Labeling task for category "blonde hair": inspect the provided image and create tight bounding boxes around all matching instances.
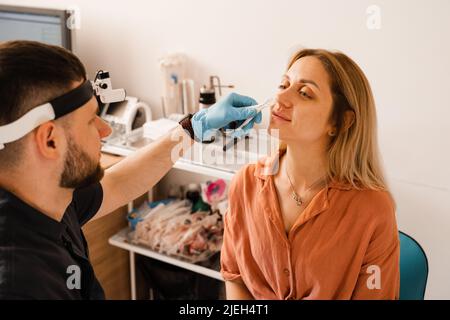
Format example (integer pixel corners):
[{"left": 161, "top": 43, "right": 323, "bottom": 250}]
[{"left": 282, "top": 48, "right": 388, "bottom": 191}]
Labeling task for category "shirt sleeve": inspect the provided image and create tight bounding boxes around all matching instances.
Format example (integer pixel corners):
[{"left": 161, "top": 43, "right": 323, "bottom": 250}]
[
  {"left": 72, "top": 182, "right": 104, "bottom": 226},
  {"left": 351, "top": 193, "right": 400, "bottom": 300},
  {"left": 220, "top": 175, "right": 243, "bottom": 283}
]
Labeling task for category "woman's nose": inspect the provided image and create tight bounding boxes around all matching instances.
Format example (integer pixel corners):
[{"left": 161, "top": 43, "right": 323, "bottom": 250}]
[
  {"left": 96, "top": 116, "right": 112, "bottom": 139},
  {"left": 275, "top": 89, "right": 293, "bottom": 109}
]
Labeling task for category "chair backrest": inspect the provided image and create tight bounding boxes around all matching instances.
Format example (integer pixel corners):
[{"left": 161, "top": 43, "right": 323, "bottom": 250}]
[{"left": 399, "top": 231, "right": 429, "bottom": 300}]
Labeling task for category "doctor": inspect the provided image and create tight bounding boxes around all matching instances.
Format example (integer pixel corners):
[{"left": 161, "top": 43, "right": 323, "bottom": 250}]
[{"left": 0, "top": 40, "right": 261, "bottom": 299}]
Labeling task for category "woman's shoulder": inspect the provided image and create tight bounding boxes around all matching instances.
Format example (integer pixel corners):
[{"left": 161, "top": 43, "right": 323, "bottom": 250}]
[
  {"left": 343, "top": 186, "right": 396, "bottom": 225},
  {"left": 351, "top": 187, "right": 394, "bottom": 208},
  {"left": 231, "top": 153, "right": 279, "bottom": 188},
  {"left": 226, "top": 157, "right": 275, "bottom": 224},
  {"left": 330, "top": 178, "right": 394, "bottom": 208},
  {"left": 229, "top": 162, "right": 258, "bottom": 196}
]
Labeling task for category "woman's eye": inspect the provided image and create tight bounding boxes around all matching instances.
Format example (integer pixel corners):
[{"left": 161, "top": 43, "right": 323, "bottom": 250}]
[
  {"left": 299, "top": 90, "right": 311, "bottom": 99},
  {"left": 278, "top": 84, "right": 287, "bottom": 90}
]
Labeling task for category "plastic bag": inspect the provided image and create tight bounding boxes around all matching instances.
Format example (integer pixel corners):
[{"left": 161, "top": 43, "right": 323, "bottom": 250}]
[{"left": 132, "top": 199, "right": 223, "bottom": 263}]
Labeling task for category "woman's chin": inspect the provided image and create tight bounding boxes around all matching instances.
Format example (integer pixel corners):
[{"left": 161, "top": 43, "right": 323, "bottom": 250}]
[
  {"left": 268, "top": 121, "right": 278, "bottom": 130},
  {"left": 267, "top": 125, "right": 283, "bottom": 140},
  {"left": 268, "top": 121, "right": 286, "bottom": 132}
]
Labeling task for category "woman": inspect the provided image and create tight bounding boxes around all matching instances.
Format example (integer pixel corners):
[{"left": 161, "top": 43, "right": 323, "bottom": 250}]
[{"left": 220, "top": 48, "right": 399, "bottom": 300}]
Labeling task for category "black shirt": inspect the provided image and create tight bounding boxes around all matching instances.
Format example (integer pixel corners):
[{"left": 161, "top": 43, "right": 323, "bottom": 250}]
[{"left": 0, "top": 183, "right": 105, "bottom": 299}]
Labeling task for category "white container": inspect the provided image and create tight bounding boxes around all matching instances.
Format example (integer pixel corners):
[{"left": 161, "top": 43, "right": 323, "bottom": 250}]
[
  {"left": 143, "top": 118, "right": 179, "bottom": 140},
  {"left": 181, "top": 79, "right": 197, "bottom": 114},
  {"left": 159, "top": 53, "right": 186, "bottom": 117}
]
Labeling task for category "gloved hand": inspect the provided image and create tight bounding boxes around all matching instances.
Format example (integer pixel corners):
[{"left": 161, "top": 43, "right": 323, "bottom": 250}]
[{"left": 192, "top": 92, "right": 262, "bottom": 141}]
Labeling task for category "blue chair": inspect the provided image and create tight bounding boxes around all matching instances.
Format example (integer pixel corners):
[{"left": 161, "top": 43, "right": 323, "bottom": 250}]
[{"left": 399, "top": 231, "right": 429, "bottom": 300}]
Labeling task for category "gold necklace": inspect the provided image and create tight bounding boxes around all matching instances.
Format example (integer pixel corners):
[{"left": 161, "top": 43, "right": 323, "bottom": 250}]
[{"left": 285, "top": 162, "right": 327, "bottom": 207}]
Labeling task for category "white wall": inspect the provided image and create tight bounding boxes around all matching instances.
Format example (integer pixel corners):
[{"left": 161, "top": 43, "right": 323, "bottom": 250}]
[{"left": 1, "top": 0, "right": 449, "bottom": 299}]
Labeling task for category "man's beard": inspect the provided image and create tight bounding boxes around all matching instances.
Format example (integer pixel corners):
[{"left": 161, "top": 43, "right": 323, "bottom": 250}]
[{"left": 59, "top": 138, "right": 104, "bottom": 189}]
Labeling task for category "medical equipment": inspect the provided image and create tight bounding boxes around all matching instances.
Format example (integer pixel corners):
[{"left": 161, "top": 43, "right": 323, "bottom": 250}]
[
  {"left": 181, "top": 79, "right": 196, "bottom": 114},
  {"left": 192, "top": 93, "right": 257, "bottom": 142},
  {"left": 132, "top": 199, "right": 223, "bottom": 263},
  {"left": 199, "top": 85, "right": 216, "bottom": 110},
  {"left": 236, "top": 98, "right": 275, "bottom": 132},
  {"left": 199, "top": 76, "right": 234, "bottom": 110},
  {"left": 0, "top": 70, "right": 125, "bottom": 150},
  {"left": 93, "top": 70, "right": 126, "bottom": 104},
  {"left": 222, "top": 98, "right": 275, "bottom": 151},
  {"left": 142, "top": 118, "right": 179, "bottom": 140},
  {"left": 100, "top": 96, "right": 152, "bottom": 139},
  {"left": 159, "top": 53, "right": 186, "bottom": 117},
  {"left": 201, "top": 179, "right": 228, "bottom": 216},
  {"left": 209, "top": 75, "right": 235, "bottom": 97}
]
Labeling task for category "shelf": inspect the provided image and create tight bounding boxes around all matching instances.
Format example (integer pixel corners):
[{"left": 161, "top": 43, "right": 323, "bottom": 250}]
[
  {"left": 101, "top": 127, "right": 277, "bottom": 181},
  {"left": 100, "top": 147, "right": 237, "bottom": 180},
  {"left": 173, "top": 158, "right": 236, "bottom": 180},
  {"left": 109, "top": 227, "right": 224, "bottom": 282},
  {"left": 104, "top": 128, "right": 278, "bottom": 290}
]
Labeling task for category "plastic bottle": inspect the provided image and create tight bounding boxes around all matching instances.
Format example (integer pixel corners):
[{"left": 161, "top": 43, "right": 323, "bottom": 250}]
[
  {"left": 159, "top": 53, "right": 185, "bottom": 117},
  {"left": 199, "top": 85, "right": 216, "bottom": 110}
]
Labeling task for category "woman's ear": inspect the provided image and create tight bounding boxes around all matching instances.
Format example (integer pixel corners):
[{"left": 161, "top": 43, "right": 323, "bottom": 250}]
[
  {"left": 343, "top": 110, "right": 355, "bottom": 131},
  {"left": 328, "top": 110, "right": 354, "bottom": 136}
]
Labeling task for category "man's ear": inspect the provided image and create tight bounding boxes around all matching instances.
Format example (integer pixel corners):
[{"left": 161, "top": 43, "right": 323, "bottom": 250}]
[
  {"left": 343, "top": 110, "right": 355, "bottom": 131},
  {"left": 34, "top": 122, "right": 64, "bottom": 160}
]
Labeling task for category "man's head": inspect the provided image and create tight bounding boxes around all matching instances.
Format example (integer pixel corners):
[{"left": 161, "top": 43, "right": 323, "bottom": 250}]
[{"left": 0, "top": 40, "right": 112, "bottom": 189}]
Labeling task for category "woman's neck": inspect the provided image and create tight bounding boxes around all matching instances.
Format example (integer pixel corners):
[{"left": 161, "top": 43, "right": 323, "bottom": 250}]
[{"left": 282, "top": 143, "right": 328, "bottom": 192}]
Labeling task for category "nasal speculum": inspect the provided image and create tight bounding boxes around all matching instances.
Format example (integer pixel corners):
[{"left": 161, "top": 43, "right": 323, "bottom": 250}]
[
  {"left": 222, "top": 98, "right": 275, "bottom": 152},
  {"left": 236, "top": 98, "right": 275, "bottom": 131}
]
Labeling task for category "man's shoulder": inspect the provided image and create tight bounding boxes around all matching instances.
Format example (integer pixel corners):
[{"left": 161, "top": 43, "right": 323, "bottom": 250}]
[
  {"left": 72, "top": 182, "right": 103, "bottom": 207},
  {"left": 71, "top": 182, "right": 103, "bottom": 226},
  {"left": 0, "top": 246, "right": 44, "bottom": 295},
  {"left": 0, "top": 188, "right": 12, "bottom": 213}
]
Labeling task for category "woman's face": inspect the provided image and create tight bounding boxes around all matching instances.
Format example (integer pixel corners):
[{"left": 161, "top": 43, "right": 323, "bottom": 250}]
[{"left": 269, "top": 56, "right": 335, "bottom": 147}]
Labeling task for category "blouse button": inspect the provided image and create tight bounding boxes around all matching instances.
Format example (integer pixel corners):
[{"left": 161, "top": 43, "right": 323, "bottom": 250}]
[{"left": 283, "top": 268, "right": 290, "bottom": 276}]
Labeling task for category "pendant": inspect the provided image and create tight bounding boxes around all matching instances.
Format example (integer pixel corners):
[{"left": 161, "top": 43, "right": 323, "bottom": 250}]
[{"left": 291, "top": 191, "right": 303, "bottom": 206}]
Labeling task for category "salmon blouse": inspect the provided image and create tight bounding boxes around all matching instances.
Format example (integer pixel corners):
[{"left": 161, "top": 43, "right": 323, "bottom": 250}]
[{"left": 220, "top": 151, "right": 400, "bottom": 300}]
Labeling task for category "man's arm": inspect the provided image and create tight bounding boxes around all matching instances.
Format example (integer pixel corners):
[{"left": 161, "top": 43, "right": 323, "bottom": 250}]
[
  {"left": 93, "top": 124, "right": 193, "bottom": 220},
  {"left": 92, "top": 92, "right": 259, "bottom": 220}
]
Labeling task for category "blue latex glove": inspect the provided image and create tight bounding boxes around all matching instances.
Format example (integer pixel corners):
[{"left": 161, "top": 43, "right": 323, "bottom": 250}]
[{"left": 192, "top": 93, "right": 262, "bottom": 141}]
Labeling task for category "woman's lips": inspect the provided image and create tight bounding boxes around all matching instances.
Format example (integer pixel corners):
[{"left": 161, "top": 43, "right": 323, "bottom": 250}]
[{"left": 271, "top": 111, "right": 291, "bottom": 122}]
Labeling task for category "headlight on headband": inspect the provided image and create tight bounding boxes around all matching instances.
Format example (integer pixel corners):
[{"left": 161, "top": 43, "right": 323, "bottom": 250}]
[{"left": 0, "top": 70, "right": 126, "bottom": 150}]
